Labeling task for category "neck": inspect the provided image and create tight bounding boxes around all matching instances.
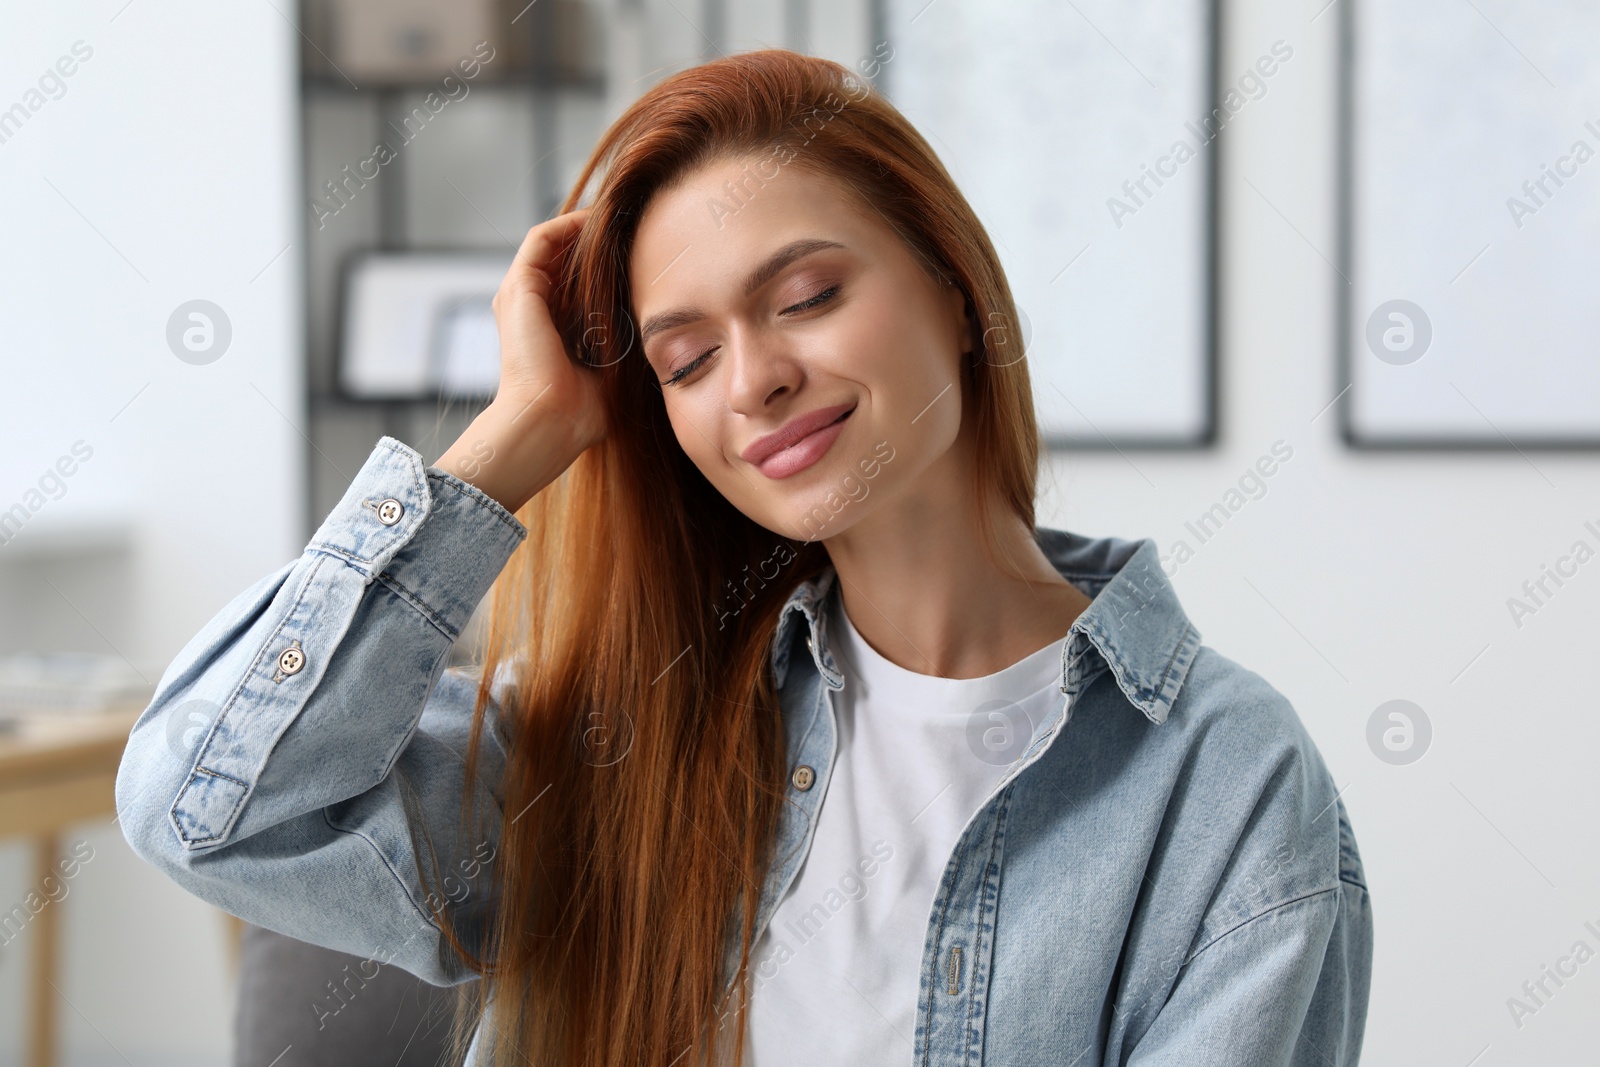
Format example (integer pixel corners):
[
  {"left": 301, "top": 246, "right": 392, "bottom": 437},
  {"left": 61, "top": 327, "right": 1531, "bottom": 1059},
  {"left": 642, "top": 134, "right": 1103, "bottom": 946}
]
[{"left": 820, "top": 435, "right": 1092, "bottom": 680}]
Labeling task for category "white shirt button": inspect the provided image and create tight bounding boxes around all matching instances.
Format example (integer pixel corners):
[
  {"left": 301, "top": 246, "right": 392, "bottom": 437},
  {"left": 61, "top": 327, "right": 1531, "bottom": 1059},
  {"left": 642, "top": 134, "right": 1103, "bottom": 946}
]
[
  {"left": 791, "top": 764, "right": 815, "bottom": 791},
  {"left": 376, "top": 498, "right": 404, "bottom": 525},
  {"left": 277, "top": 647, "right": 305, "bottom": 675}
]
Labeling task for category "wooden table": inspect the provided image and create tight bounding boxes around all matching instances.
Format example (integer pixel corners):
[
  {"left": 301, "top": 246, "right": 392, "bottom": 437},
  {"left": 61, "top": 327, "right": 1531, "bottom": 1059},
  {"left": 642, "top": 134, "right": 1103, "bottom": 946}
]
[{"left": 0, "top": 704, "right": 143, "bottom": 1067}]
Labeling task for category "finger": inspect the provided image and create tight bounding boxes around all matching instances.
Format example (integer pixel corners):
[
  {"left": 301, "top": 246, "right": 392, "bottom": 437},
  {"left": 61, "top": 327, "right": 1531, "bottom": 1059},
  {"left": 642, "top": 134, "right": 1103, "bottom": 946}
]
[
  {"left": 496, "top": 275, "right": 560, "bottom": 345},
  {"left": 509, "top": 209, "right": 589, "bottom": 278}
]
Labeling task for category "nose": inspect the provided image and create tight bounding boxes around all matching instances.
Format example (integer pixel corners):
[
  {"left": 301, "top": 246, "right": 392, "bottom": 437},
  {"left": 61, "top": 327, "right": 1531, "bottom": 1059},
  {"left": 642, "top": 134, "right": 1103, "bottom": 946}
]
[{"left": 724, "top": 321, "right": 800, "bottom": 415}]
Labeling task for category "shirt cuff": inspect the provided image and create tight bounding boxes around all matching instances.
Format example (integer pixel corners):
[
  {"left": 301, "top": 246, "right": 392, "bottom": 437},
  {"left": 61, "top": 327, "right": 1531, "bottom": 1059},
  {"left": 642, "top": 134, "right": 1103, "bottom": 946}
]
[{"left": 307, "top": 435, "right": 527, "bottom": 639}]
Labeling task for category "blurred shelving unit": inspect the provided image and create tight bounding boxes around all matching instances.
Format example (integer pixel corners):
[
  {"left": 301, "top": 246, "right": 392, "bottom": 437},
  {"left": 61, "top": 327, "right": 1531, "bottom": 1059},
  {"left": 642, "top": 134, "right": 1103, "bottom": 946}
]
[{"left": 295, "top": 0, "right": 611, "bottom": 520}]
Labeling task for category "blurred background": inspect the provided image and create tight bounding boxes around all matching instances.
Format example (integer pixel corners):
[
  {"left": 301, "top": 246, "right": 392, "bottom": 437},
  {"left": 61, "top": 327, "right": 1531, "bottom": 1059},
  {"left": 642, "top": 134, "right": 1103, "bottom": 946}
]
[{"left": 1, "top": 0, "right": 1598, "bottom": 1063}]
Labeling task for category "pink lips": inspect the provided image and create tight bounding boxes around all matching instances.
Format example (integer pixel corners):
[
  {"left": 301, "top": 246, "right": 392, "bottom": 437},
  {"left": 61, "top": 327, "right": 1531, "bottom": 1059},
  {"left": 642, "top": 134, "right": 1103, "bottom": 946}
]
[{"left": 741, "top": 402, "right": 855, "bottom": 479}]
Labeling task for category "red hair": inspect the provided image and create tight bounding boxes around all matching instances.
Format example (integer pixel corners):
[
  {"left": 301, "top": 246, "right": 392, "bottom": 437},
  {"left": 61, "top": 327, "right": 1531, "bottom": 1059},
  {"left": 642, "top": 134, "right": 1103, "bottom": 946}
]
[{"left": 424, "top": 48, "right": 1041, "bottom": 1067}]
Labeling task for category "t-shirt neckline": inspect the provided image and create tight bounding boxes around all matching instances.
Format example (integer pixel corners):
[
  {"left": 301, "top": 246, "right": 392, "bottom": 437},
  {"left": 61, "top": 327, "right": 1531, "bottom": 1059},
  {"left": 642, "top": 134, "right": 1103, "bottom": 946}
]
[{"left": 826, "top": 590, "right": 1068, "bottom": 713}]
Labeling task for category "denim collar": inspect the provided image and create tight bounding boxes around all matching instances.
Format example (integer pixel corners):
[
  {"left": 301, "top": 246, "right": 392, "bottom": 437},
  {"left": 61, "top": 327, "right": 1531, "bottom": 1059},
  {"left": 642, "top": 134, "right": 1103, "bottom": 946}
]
[{"left": 769, "top": 528, "right": 1202, "bottom": 725}]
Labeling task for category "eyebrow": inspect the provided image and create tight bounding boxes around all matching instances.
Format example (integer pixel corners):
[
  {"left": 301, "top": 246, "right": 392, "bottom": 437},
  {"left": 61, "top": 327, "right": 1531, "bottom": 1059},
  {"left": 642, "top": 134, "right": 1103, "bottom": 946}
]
[{"left": 638, "top": 238, "right": 848, "bottom": 344}]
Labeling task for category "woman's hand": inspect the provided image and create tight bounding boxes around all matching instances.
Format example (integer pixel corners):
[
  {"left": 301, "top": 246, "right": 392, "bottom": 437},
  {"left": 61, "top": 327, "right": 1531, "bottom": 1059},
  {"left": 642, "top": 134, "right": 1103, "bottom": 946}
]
[{"left": 436, "top": 209, "right": 609, "bottom": 513}]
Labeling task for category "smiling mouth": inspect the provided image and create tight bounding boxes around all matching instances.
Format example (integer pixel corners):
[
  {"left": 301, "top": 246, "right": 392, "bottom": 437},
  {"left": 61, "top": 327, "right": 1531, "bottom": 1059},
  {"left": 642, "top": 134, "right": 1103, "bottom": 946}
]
[
  {"left": 754, "top": 404, "right": 856, "bottom": 479},
  {"left": 812, "top": 405, "right": 855, "bottom": 438}
]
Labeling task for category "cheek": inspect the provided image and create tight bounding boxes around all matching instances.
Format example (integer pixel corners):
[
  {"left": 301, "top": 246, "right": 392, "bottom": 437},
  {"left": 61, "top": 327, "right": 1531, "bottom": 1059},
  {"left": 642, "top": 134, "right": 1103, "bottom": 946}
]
[
  {"left": 663, "top": 402, "right": 704, "bottom": 461},
  {"left": 866, "top": 309, "right": 963, "bottom": 439},
  {"left": 844, "top": 297, "right": 906, "bottom": 362},
  {"left": 851, "top": 286, "right": 960, "bottom": 394},
  {"left": 664, "top": 394, "right": 732, "bottom": 479}
]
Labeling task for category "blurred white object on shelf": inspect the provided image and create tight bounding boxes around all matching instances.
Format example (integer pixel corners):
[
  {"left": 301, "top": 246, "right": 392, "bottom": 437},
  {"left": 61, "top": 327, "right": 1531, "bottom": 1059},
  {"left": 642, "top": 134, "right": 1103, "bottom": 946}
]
[{"left": 340, "top": 251, "right": 511, "bottom": 399}]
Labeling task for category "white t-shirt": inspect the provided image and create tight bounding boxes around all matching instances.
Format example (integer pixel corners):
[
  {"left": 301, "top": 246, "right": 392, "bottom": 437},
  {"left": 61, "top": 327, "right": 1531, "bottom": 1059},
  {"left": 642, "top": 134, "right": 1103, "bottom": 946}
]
[{"left": 742, "top": 589, "right": 1069, "bottom": 1065}]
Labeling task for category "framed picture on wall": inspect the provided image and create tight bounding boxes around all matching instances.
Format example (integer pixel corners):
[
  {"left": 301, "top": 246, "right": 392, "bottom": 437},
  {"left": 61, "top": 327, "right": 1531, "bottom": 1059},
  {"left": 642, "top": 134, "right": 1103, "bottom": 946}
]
[
  {"left": 883, "top": 0, "right": 1221, "bottom": 448},
  {"left": 1337, "top": 0, "right": 1600, "bottom": 448}
]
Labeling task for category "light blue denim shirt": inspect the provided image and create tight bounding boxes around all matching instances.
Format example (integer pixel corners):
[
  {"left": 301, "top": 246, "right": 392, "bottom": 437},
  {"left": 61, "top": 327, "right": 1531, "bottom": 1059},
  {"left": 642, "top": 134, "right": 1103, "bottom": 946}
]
[{"left": 115, "top": 437, "right": 1372, "bottom": 1066}]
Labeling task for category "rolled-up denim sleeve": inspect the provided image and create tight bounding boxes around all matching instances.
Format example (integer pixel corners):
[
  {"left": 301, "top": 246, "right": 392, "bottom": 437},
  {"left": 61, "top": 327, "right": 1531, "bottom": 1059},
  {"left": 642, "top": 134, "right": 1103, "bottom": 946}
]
[
  {"left": 1127, "top": 802, "right": 1375, "bottom": 1066},
  {"left": 114, "top": 436, "right": 526, "bottom": 987}
]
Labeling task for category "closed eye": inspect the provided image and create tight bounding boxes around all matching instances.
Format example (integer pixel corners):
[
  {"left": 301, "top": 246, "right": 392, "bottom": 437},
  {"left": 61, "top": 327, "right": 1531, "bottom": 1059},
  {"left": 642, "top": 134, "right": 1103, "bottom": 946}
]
[
  {"left": 664, "top": 346, "right": 717, "bottom": 387},
  {"left": 783, "top": 284, "right": 840, "bottom": 315}
]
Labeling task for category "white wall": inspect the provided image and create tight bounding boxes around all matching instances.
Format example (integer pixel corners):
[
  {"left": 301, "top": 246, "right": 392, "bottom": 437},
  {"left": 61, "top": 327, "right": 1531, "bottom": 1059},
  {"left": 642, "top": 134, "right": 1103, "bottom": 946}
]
[
  {"left": 1034, "top": 1, "right": 1600, "bottom": 1064},
  {"left": 0, "top": 0, "right": 302, "bottom": 1062}
]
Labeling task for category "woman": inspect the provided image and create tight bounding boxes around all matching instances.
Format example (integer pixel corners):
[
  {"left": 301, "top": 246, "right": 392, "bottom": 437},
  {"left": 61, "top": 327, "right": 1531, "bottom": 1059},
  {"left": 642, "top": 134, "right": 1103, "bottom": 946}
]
[{"left": 116, "top": 50, "right": 1372, "bottom": 1067}]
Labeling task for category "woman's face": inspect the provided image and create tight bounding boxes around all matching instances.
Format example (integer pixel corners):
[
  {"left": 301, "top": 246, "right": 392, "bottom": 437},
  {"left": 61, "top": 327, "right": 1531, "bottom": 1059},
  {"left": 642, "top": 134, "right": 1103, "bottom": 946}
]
[{"left": 628, "top": 153, "right": 971, "bottom": 542}]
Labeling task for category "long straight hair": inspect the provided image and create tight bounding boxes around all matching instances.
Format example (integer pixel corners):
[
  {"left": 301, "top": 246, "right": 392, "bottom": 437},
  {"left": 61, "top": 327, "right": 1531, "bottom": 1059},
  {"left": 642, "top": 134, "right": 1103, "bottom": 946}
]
[{"left": 422, "top": 48, "right": 1042, "bottom": 1067}]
